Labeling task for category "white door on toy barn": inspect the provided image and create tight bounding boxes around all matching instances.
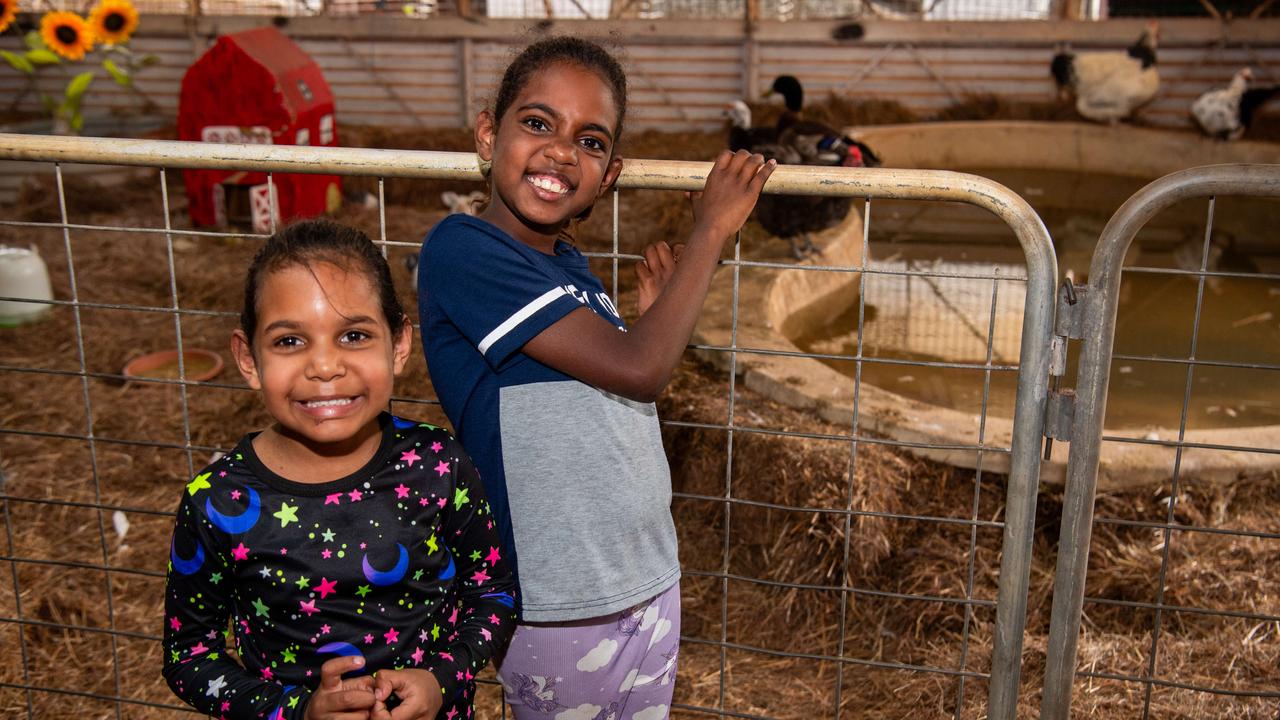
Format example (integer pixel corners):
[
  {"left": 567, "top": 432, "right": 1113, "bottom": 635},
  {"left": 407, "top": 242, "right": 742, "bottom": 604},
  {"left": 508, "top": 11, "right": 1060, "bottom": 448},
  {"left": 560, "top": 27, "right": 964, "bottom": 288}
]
[{"left": 250, "top": 183, "right": 281, "bottom": 234}]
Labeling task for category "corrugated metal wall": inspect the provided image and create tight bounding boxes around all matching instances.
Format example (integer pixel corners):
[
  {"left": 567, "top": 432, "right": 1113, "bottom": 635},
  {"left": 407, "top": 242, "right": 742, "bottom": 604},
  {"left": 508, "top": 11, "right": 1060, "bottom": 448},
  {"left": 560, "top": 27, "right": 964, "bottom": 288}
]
[{"left": 2, "top": 17, "right": 1278, "bottom": 133}]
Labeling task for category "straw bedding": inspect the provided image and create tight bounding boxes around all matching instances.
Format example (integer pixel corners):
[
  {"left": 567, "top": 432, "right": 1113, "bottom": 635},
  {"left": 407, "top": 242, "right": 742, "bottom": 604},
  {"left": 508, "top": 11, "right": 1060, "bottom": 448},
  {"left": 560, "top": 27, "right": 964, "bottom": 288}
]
[{"left": 1, "top": 105, "right": 1276, "bottom": 717}]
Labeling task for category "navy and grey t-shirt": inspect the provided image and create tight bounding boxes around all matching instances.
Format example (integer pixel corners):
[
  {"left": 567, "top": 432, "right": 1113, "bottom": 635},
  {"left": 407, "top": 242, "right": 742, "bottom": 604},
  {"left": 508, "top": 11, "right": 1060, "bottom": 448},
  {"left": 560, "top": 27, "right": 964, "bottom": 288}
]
[{"left": 419, "top": 214, "right": 680, "bottom": 622}]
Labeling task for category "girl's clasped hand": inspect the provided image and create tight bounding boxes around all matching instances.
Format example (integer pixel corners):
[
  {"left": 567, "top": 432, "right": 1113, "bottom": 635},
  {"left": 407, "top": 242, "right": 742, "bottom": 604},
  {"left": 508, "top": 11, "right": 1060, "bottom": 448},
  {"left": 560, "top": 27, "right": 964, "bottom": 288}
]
[{"left": 303, "top": 657, "right": 443, "bottom": 720}]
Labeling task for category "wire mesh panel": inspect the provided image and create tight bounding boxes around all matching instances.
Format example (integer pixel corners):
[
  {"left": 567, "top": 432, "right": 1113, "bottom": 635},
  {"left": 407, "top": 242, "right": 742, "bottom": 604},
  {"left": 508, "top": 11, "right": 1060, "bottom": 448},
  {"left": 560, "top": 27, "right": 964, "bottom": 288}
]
[
  {"left": 1041, "top": 164, "right": 1280, "bottom": 719},
  {"left": 0, "top": 134, "right": 1055, "bottom": 719}
]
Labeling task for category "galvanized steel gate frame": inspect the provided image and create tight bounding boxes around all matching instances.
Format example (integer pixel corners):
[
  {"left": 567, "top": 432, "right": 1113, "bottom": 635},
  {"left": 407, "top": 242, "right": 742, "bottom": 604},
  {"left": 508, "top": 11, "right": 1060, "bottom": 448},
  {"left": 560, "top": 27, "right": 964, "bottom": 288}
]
[
  {"left": 0, "top": 132, "right": 1062, "bottom": 718},
  {"left": 1039, "top": 164, "right": 1280, "bottom": 720}
]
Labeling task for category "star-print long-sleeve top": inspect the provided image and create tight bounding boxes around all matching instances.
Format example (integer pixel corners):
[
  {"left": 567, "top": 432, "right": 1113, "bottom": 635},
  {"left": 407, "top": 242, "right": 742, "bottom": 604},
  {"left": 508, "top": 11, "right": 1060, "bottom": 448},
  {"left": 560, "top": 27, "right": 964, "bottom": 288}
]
[{"left": 163, "top": 414, "right": 516, "bottom": 720}]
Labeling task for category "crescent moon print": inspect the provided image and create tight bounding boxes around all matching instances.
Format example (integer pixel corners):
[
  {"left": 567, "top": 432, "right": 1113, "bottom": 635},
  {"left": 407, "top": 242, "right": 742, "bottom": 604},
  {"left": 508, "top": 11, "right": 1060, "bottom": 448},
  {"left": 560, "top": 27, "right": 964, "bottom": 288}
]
[
  {"left": 481, "top": 592, "right": 515, "bottom": 608},
  {"left": 317, "top": 642, "right": 368, "bottom": 678},
  {"left": 439, "top": 546, "right": 455, "bottom": 581},
  {"left": 362, "top": 544, "right": 409, "bottom": 586},
  {"left": 317, "top": 641, "right": 363, "bottom": 658},
  {"left": 170, "top": 538, "right": 205, "bottom": 576},
  {"left": 205, "top": 486, "right": 261, "bottom": 535}
]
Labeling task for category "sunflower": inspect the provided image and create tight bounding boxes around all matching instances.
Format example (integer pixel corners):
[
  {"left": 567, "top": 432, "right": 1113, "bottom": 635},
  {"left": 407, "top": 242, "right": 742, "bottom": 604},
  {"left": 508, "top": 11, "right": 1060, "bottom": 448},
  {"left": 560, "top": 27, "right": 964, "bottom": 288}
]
[
  {"left": 41, "top": 12, "right": 95, "bottom": 61},
  {"left": 0, "top": 0, "right": 17, "bottom": 36},
  {"left": 88, "top": 0, "right": 139, "bottom": 46}
]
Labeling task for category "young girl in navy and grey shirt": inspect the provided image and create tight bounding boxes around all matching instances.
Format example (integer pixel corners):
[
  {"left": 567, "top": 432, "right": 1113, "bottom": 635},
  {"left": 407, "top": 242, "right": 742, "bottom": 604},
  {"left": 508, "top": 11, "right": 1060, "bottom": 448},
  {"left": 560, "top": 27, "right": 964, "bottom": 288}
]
[{"left": 419, "top": 37, "right": 773, "bottom": 718}]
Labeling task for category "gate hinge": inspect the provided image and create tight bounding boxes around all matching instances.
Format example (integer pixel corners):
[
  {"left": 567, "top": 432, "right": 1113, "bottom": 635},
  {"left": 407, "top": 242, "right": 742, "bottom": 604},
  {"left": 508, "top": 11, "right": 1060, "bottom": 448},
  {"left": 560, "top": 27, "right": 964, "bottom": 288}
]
[
  {"left": 1054, "top": 282, "right": 1088, "bottom": 340},
  {"left": 1044, "top": 388, "right": 1075, "bottom": 442}
]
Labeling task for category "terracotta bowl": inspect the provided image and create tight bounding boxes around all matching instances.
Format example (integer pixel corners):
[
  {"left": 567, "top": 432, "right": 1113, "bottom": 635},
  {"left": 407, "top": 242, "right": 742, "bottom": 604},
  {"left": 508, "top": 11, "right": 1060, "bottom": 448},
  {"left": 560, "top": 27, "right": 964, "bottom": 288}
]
[{"left": 123, "top": 348, "right": 224, "bottom": 383}]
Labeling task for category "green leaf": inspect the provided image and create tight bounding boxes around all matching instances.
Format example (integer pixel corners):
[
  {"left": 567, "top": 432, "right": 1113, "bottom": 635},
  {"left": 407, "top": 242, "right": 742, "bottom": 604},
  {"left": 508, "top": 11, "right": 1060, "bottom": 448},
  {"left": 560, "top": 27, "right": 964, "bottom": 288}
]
[
  {"left": 65, "top": 71, "right": 95, "bottom": 101},
  {"left": 70, "top": 111, "right": 84, "bottom": 133},
  {"left": 25, "top": 49, "right": 62, "bottom": 66},
  {"left": 138, "top": 54, "right": 161, "bottom": 68},
  {"left": 103, "top": 59, "right": 131, "bottom": 86},
  {"left": 24, "top": 31, "right": 45, "bottom": 51},
  {"left": 40, "top": 94, "right": 57, "bottom": 115},
  {"left": 1, "top": 50, "right": 35, "bottom": 74}
]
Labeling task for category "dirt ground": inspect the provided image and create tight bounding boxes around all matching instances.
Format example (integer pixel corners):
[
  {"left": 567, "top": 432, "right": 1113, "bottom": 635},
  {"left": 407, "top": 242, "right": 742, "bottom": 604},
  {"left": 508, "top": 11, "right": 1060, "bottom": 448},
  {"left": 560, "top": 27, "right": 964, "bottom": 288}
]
[{"left": 1, "top": 103, "right": 1278, "bottom": 718}]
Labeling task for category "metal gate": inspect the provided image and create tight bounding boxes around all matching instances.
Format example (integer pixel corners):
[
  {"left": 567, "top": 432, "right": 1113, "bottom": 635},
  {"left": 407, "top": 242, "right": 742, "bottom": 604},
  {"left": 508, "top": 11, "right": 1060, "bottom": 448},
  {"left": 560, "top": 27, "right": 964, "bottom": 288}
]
[
  {"left": 0, "top": 133, "right": 1057, "bottom": 718},
  {"left": 1041, "top": 164, "right": 1280, "bottom": 719}
]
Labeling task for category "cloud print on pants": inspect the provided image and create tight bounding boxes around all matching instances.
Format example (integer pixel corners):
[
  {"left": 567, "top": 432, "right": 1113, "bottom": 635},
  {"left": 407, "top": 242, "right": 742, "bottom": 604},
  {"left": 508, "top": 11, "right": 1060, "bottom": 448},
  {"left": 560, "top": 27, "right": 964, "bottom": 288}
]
[
  {"left": 575, "top": 638, "right": 618, "bottom": 672},
  {"left": 632, "top": 706, "right": 669, "bottom": 720},
  {"left": 554, "top": 704, "right": 602, "bottom": 720},
  {"left": 648, "top": 618, "right": 672, "bottom": 650}
]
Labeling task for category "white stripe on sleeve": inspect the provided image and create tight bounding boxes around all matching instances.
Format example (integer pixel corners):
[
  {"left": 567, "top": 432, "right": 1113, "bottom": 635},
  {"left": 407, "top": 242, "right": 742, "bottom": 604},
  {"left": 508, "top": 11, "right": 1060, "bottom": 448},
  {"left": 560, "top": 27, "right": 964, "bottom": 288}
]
[{"left": 477, "top": 287, "right": 569, "bottom": 357}]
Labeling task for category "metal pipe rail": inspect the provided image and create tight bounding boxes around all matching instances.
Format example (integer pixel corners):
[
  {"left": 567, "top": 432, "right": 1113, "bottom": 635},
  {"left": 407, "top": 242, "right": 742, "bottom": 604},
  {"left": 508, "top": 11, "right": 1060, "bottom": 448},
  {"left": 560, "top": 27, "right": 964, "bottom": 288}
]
[{"left": 0, "top": 132, "right": 1057, "bottom": 720}]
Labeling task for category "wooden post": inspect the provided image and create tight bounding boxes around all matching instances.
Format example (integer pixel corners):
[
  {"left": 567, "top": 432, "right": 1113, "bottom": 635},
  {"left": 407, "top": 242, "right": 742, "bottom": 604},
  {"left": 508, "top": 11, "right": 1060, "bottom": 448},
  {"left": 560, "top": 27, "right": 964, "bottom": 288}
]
[
  {"left": 188, "top": 0, "right": 201, "bottom": 17},
  {"left": 459, "top": 38, "right": 474, "bottom": 127},
  {"left": 1056, "top": 0, "right": 1083, "bottom": 20},
  {"left": 457, "top": 0, "right": 472, "bottom": 19},
  {"left": 745, "top": 0, "right": 760, "bottom": 29}
]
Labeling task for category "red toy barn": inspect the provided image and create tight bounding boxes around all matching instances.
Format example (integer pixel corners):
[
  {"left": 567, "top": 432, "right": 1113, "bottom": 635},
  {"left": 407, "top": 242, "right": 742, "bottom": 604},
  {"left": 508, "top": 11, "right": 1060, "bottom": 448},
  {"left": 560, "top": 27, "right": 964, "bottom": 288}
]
[{"left": 179, "top": 26, "right": 341, "bottom": 232}]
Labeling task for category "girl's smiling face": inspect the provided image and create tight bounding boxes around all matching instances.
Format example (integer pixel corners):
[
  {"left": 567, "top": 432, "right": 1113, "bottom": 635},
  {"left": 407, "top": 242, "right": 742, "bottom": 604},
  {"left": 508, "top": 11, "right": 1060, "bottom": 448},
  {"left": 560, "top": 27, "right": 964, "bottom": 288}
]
[
  {"left": 476, "top": 61, "right": 624, "bottom": 251},
  {"left": 231, "top": 261, "right": 412, "bottom": 466}
]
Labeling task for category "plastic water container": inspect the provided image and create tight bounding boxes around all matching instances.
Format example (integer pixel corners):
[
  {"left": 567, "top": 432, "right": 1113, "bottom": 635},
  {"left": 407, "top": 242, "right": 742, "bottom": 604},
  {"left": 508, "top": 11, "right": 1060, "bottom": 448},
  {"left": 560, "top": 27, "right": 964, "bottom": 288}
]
[{"left": 0, "top": 245, "right": 54, "bottom": 326}]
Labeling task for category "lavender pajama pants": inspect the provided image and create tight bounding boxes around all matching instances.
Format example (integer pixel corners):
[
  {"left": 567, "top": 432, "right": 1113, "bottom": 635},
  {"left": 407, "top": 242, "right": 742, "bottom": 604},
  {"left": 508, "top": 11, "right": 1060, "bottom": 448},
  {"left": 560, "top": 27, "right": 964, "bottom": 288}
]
[{"left": 496, "top": 582, "right": 681, "bottom": 720}]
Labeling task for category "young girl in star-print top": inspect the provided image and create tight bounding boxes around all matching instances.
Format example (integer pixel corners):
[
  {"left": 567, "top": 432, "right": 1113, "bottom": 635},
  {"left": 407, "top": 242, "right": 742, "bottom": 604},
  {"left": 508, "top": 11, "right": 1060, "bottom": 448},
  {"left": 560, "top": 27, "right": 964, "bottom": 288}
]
[{"left": 163, "top": 218, "right": 516, "bottom": 720}]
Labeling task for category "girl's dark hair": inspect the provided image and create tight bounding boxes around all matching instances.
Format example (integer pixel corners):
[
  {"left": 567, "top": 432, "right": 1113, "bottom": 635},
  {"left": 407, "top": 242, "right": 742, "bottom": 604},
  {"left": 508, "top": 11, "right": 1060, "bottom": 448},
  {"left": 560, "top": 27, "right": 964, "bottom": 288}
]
[
  {"left": 241, "top": 218, "right": 407, "bottom": 343},
  {"left": 493, "top": 35, "right": 629, "bottom": 144}
]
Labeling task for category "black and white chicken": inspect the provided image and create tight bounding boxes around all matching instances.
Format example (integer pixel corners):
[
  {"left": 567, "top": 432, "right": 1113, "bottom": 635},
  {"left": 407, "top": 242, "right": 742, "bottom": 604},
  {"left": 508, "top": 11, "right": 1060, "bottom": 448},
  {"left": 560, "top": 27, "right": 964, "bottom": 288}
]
[
  {"left": 1051, "top": 22, "right": 1160, "bottom": 124},
  {"left": 1192, "top": 67, "right": 1280, "bottom": 141},
  {"left": 1192, "top": 68, "right": 1253, "bottom": 140}
]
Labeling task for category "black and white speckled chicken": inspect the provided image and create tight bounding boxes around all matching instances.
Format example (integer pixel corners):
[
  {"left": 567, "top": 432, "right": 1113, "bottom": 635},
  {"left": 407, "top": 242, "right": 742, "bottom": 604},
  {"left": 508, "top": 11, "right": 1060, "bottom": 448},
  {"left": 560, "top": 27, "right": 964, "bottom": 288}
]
[
  {"left": 1051, "top": 22, "right": 1160, "bottom": 124},
  {"left": 1192, "top": 67, "right": 1253, "bottom": 140},
  {"left": 1193, "top": 67, "right": 1280, "bottom": 141}
]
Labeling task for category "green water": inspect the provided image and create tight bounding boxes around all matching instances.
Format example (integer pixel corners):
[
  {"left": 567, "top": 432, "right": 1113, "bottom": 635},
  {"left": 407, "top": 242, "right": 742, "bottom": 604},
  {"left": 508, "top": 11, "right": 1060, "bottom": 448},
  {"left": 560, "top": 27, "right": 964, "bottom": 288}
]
[{"left": 792, "top": 168, "right": 1280, "bottom": 432}]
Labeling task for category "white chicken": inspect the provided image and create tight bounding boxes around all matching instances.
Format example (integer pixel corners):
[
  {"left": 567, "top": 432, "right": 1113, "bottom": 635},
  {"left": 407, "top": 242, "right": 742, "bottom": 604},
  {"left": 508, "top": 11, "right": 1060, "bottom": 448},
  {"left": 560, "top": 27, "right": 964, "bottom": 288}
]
[
  {"left": 1051, "top": 22, "right": 1160, "bottom": 124},
  {"left": 1192, "top": 68, "right": 1252, "bottom": 140}
]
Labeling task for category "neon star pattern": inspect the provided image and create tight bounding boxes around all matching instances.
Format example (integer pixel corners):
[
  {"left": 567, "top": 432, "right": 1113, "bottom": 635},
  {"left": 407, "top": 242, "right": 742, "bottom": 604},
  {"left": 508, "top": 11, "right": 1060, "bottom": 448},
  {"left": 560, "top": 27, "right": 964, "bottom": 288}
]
[
  {"left": 273, "top": 502, "right": 299, "bottom": 528},
  {"left": 163, "top": 416, "right": 516, "bottom": 720},
  {"left": 315, "top": 577, "right": 337, "bottom": 599},
  {"left": 186, "top": 472, "right": 212, "bottom": 496}
]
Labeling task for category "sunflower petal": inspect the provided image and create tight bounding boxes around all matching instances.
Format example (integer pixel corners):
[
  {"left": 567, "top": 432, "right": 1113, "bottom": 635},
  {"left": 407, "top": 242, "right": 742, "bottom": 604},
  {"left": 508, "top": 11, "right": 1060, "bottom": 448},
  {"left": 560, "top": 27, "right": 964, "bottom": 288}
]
[{"left": 41, "top": 12, "right": 96, "bottom": 61}]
